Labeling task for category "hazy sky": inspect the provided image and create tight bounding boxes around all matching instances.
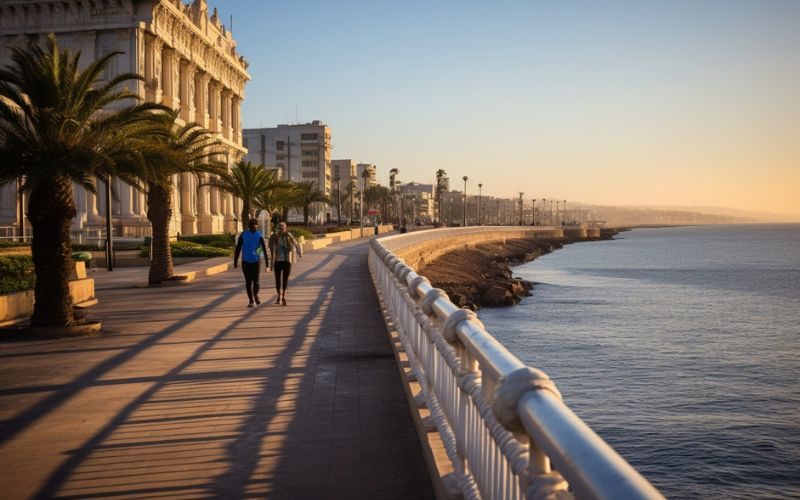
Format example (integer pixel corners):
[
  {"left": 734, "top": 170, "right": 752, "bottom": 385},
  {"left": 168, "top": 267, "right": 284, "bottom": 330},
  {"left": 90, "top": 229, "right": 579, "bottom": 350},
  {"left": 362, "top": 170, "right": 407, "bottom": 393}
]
[{"left": 210, "top": 0, "right": 799, "bottom": 216}]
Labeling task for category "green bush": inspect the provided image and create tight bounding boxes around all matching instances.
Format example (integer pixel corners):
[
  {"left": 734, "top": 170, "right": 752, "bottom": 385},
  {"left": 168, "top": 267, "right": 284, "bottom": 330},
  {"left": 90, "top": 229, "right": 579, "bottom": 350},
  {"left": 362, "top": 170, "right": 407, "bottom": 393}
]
[
  {"left": 326, "top": 226, "right": 351, "bottom": 234},
  {"left": 71, "top": 243, "right": 101, "bottom": 251},
  {"left": 289, "top": 228, "right": 315, "bottom": 240},
  {"left": 178, "top": 233, "right": 235, "bottom": 248},
  {"left": 0, "top": 241, "right": 30, "bottom": 249},
  {"left": 140, "top": 240, "right": 230, "bottom": 258},
  {"left": 0, "top": 255, "right": 35, "bottom": 294}
]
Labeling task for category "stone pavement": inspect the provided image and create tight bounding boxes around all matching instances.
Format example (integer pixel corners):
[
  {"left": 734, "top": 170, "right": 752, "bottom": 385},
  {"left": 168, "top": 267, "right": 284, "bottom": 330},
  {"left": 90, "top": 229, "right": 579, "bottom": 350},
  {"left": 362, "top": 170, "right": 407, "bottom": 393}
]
[{"left": 0, "top": 238, "right": 434, "bottom": 499}]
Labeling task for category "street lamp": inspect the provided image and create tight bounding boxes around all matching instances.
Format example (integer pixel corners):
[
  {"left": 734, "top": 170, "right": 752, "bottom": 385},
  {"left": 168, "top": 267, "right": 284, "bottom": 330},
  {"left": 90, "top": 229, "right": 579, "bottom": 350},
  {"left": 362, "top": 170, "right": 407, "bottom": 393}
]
[
  {"left": 563, "top": 200, "right": 567, "bottom": 225},
  {"left": 360, "top": 169, "right": 369, "bottom": 237},
  {"left": 334, "top": 174, "right": 341, "bottom": 226},
  {"left": 478, "top": 183, "right": 483, "bottom": 225},
  {"left": 518, "top": 192, "right": 524, "bottom": 226},
  {"left": 541, "top": 198, "right": 547, "bottom": 225},
  {"left": 532, "top": 198, "right": 536, "bottom": 226},
  {"left": 105, "top": 175, "right": 114, "bottom": 271},
  {"left": 462, "top": 176, "right": 468, "bottom": 227}
]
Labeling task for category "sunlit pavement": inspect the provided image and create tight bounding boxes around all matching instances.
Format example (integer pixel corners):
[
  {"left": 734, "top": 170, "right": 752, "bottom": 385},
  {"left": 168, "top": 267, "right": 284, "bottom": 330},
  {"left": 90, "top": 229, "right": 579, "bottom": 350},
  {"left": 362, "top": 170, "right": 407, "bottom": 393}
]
[{"left": 0, "top": 238, "right": 433, "bottom": 499}]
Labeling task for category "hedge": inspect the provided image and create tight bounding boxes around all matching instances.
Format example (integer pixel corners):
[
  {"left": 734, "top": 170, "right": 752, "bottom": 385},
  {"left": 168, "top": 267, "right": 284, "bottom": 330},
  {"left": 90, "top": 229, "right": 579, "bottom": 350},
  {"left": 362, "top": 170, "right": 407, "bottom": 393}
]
[
  {"left": 140, "top": 240, "right": 231, "bottom": 258},
  {"left": 289, "top": 228, "right": 315, "bottom": 240},
  {"left": 0, "top": 255, "right": 35, "bottom": 294},
  {"left": 178, "top": 233, "right": 235, "bottom": 248}
]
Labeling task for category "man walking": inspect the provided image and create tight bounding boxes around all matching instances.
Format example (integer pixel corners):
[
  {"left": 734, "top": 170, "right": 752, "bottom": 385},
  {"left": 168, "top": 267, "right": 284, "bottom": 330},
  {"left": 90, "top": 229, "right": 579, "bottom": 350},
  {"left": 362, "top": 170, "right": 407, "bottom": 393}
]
[{"left": 234, "top": 218, "right": 269, "bottom": 307}]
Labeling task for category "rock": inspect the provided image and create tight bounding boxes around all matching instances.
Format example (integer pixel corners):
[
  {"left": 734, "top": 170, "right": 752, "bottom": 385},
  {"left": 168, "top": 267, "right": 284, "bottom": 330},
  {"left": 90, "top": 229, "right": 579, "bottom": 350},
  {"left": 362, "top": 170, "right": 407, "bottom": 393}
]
[{"left": 482, "top": 286, "right": 515, "bottom": 306}]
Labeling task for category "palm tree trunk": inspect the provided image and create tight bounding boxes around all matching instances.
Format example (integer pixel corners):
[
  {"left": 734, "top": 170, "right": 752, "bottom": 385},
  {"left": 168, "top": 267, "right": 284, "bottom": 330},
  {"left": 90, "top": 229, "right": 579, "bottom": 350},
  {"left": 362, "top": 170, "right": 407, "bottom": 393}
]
[
  {"left": 147, "top": 182, "right": 174, "bottom": 285},
  {"left": 28, "top": 176, "right": 77, "bottom": 327},
  {"left": 303, "top": 205, "right": 309, "bottom": 228},
  {"left": 241, "top": 203, "right": 250, "bottom": 231}
]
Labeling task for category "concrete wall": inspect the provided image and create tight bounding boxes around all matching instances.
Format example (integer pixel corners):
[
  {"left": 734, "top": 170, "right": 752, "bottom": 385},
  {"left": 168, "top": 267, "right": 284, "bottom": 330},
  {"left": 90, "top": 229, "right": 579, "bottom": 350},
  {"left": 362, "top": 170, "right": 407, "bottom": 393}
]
[
  {"left": 1, "top": 262, "right": 95, "bottom": 324},
  {"left": 380, "top": 226, "right": 566, "bottom": 269}
]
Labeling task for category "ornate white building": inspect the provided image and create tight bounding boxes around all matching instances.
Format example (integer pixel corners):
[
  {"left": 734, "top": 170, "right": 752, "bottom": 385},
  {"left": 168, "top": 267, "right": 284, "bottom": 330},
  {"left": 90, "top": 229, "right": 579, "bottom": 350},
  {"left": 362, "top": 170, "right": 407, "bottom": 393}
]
[{"left": 0, "top": 0, "right": 250, "bottom": 238}]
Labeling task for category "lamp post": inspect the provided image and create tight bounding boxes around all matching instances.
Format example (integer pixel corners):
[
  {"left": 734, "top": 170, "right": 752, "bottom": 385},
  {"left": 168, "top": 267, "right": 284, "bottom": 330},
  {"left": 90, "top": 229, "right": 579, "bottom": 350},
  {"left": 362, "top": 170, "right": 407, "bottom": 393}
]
[
  {"left": 105, "top": 175, "right": 114, "bottom": 271},
  {"left": 556, "top": 200, "right": 560, "bottom": 226},
  {"left": 334, "top": 174, "right": 341, "bottom": 226},
  {"left": 478, "top": 183, "right": 483, "bottom": 225},
  {"left": 496, "top": 199, "right": 500, "bottom": 225},
  {"left": 541, "top": 199, "right": 547, "bottom": 226},
  {"left": 16, "top": 177, "right": 25, "bottom": 242},
  {"left": 563, "top": 199, "right": 567, "bottom": 225},
  {"left": 462, "top": 176, "right": 468, "bottom": 227},
  {"left": 360, "top": 169, "right": 369, "bottom": 237},
  {"left": 532, "top": 198, "right": 536, "bottom": 226},
  {"left": 518, "top": 192, "right": 524, "bottom": 226}
]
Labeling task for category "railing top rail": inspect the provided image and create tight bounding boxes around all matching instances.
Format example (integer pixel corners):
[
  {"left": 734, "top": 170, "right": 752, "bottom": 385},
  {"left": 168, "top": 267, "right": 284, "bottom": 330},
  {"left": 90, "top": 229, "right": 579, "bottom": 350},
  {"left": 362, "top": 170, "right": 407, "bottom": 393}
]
[{"left": 370, "top": 230, "right": 663, "bottom": 500}]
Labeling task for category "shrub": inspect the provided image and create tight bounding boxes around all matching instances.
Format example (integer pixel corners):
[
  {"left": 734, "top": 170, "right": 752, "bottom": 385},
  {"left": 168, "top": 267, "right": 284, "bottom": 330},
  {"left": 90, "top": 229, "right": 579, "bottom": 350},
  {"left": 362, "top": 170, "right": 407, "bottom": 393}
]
[
  {"left": 326, "top": 226, "right": 351, "bottom": 234},
  {"left": 289, "top": 228, "right": 315, "bottom": 240},
  {"left": 178, "top": 233, "right": 235, "bottom": 248},
  {"left": 71, "top": 243, "right": 101, "bottom": 251},
  {"left": 0, "top": 255, "right": 35, "bottom": 294},
  {"left": 0, "top": 241, "right": 30, "bottom": 249},
  {"left": 140, "top": 240, "right": 230, "bottom": 258}
]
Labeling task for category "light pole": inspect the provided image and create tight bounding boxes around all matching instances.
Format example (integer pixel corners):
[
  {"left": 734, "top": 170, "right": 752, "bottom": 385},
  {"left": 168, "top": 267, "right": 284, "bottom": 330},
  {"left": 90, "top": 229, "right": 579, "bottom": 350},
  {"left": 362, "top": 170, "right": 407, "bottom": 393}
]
[
  {"left": 556, "top": 200, "right": 560, "bottom": 226},
  {"left": 360, "top": 169, "right": 369, "bottom": 237},
  {"left": 477, "top": 183, "right": 483, "bottom": 225},
  {"left": 532, "top": 198, "right": 536, "bottom": 226},
  {"left": 518, "top": 192, "right": 524, "bottom": 226},
  {"left": 16, "top": 177, "right": 25, "bottom": 242},
  {"left": 105, "top": 175, "right": 114, "bottom": 271},
  {"left": 334, "top": 174, "right": 341, "bottom": 226},
  {"left": 462, "top": 176, "right": 468, "bottom": 227},
  {"left": 563, "top": 200, "right": 567, "bottom": 225},
  {"left": 541, "top": 199, "right": 547, "bottom": 226}
]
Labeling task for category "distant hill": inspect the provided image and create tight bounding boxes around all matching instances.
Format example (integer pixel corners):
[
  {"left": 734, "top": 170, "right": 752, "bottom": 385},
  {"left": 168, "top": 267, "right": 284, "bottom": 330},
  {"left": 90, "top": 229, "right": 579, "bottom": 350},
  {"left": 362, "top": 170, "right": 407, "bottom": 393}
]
[{"left": 566, "top": 204, "right": 799, "bottom": 227}]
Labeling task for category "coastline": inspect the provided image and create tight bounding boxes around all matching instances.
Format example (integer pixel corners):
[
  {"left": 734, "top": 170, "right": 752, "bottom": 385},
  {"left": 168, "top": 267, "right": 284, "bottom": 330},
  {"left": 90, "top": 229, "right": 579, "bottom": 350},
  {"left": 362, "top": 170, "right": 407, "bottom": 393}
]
[{"left": 417, "top": 230, "right": 618, "bottom": 310}]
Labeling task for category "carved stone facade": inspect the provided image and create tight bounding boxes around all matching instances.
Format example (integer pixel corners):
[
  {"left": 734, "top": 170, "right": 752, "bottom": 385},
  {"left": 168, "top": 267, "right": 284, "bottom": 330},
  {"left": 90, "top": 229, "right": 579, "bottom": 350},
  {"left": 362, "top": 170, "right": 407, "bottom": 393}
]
[{"left": 0, "top": 0, "right": 250, "bottom": 237}]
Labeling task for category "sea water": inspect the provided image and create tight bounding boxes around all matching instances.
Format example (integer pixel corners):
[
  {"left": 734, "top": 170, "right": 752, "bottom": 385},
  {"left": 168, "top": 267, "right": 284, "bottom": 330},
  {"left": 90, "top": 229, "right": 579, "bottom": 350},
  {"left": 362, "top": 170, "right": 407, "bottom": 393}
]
[{"left": 478, "top": 224, "right": 800, "bottom": 499}]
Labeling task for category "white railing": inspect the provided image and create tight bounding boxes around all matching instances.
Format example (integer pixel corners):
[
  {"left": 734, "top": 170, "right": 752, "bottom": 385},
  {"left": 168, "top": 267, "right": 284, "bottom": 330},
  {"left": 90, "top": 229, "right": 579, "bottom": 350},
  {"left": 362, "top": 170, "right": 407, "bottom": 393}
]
[{"left": 368, "top": 228, "right": 663, "bottom": 500}]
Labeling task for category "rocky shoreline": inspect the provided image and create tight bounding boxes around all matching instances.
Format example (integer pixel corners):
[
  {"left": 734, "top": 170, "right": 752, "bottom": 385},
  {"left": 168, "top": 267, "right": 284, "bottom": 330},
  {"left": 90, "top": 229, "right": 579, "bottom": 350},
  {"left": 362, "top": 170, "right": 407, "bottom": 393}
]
[{"left": 417, "top": 231, "right": 618, "bottom": 310}]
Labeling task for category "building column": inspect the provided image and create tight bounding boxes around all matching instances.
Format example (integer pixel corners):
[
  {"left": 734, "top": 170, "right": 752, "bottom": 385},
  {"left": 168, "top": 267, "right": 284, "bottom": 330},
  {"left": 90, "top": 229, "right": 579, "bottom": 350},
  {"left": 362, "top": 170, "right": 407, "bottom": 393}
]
[
  {"left": 208, "top": 80, "right": 220, "bottom": 132},
  {"left": 221, "top": 88, "right": 232, "bottom": 140},
  {"left": 179, "top": 60, "right": 195, "bottom": 122},
  {"left": 231, "top": 95, "right": 241, "bottom": 144},
  {"left": 161, "top": 46, "right": 179, "bottom": 110},
  {"left": 144, "top": 34, "right": 163, "bottom": 103},
  {"left": 194, "top": 70, "right": 210, "bottom": 128},
  {"left": 179, "top": 173, "right": 197, "bottom": 235}
]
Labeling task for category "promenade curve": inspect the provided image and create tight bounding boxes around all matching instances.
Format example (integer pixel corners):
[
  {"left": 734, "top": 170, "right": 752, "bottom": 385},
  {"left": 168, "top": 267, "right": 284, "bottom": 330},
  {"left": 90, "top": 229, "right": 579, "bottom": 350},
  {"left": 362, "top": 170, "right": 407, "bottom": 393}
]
[
  {"left": 370, "top": 227, "right": 665, "bottom": 500},
  {"left": 0, "top": 237, "right": 433, "bottom": 499}
]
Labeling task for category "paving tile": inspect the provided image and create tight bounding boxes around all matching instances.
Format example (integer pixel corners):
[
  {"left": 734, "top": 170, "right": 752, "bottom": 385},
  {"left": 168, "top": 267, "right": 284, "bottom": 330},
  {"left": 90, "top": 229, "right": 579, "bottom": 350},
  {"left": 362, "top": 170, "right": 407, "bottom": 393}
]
[{"left": 0, "top": 239, "right": 434, "bottom": 499}]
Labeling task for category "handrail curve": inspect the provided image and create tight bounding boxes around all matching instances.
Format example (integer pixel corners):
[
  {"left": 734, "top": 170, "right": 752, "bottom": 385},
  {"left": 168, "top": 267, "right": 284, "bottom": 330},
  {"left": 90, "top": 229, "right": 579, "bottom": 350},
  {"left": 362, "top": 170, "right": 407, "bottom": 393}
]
[{"left": 368, "top": 227, "right": 664, "bottom": 500}]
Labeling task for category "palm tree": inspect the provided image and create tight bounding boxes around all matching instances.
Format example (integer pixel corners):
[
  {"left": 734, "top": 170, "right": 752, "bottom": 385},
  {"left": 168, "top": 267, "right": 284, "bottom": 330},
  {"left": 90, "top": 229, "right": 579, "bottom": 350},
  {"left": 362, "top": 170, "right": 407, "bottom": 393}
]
[
  {"left": 144, "top": 116, "right": 225, "bottom": 285},
  {"left": 253, "top": 171, "right": 296, "bottom": 239},
  {"left": 0, "top": 34, "right": 170, "bottom": 327},
  {"left": 203, "top": 160, "right": 274, "bottom": 231},
  {"left": 291, "top": 181, "right": 329, "bottom": 228},
  {"left": 435, "top": 169, "right": 449, "bottom": 224}
]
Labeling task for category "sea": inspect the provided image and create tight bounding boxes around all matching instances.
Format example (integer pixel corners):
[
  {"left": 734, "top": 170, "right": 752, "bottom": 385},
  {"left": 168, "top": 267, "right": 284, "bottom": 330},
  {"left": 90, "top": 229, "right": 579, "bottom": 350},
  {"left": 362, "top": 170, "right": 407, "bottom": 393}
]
[{"left": 477, "top": 224, "right": 800, "bottom": 499}]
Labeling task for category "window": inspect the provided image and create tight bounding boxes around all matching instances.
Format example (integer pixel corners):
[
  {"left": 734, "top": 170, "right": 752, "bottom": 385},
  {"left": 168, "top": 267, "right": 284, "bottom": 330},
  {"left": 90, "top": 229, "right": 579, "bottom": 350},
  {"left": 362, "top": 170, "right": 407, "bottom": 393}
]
[
  {"left": 302, "top": 150, "right": 317, "bottom": 157},
  {"left": 276, "top": 163, "right": 284, "bottom": 169},
  {"left": 276, "top": 154, "right": 285, "bottom": 160},
  {"left": 243, "top": 138, "right": 248, "bottom": 148},
  {"left": 276, "top": 141, "right": 284, "bottom": 151},
  {"left": 302, "top": 160, "right": 317, "bottom": 167},
  {"left": 302, "top": 171, "right": 318, "bottom": 178},
  {"left": 301, "top": 133, "right": 318, "bottom": 140}
]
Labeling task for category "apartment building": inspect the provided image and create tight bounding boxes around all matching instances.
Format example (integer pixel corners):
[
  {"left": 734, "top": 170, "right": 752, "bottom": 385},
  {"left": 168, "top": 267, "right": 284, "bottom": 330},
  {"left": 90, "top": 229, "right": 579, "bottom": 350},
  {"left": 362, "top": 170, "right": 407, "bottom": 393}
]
[{"left": 243, "top": 121, "right": 332, "bottom": 194}]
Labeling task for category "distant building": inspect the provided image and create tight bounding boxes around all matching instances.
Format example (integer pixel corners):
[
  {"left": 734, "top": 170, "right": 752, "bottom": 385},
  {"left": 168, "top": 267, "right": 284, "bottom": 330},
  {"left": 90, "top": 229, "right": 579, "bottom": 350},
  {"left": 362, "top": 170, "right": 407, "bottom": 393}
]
[
  {"left": 242, "top": 121, "right": 331, "bottom": 193},
  {"left": 243, "top": 121, "right": 332, "bottom": 223},
  {"left": 331, "top": 159, "right": 357, "bottom": 183},
  {"left": 356, "top": 163, "right": 378, "bottom": 188},
  {"left": 0, "top": 0, "right": 250, "bottom": 237}
]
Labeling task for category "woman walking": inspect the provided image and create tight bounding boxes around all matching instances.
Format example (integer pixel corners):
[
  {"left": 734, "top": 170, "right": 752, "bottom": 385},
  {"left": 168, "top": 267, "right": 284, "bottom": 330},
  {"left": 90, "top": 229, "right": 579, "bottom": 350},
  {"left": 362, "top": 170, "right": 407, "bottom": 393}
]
[
  {"left": 234, "top": 218, "right": 269, "bottom": 307},
  {"left": 268, "top": 222, "right": 302, "bottom": 305}
]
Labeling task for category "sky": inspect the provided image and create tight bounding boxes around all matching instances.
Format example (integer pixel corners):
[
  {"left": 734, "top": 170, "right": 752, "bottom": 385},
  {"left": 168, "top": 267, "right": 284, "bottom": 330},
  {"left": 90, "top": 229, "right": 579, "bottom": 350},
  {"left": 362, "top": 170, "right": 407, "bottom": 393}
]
[{"left": 210, "top": 0, "right": 800, "bottom": 216}]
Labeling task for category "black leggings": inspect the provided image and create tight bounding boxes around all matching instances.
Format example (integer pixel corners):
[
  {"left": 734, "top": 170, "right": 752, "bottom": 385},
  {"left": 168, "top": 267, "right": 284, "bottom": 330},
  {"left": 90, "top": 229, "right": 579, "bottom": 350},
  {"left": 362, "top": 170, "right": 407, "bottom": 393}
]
[
  {"left": 242, "top": 262, "right": 260, "bottom": 301},
  {"left": 274, "top": 261, "right": 292, "bottom": 293}
]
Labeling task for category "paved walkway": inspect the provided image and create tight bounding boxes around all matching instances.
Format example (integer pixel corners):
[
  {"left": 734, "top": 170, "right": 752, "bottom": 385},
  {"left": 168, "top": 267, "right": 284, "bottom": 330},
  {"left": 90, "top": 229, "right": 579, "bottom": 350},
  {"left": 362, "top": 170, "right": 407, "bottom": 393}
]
[{"left": 0, "top": 239, "right": 433, "bottom": 499}]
